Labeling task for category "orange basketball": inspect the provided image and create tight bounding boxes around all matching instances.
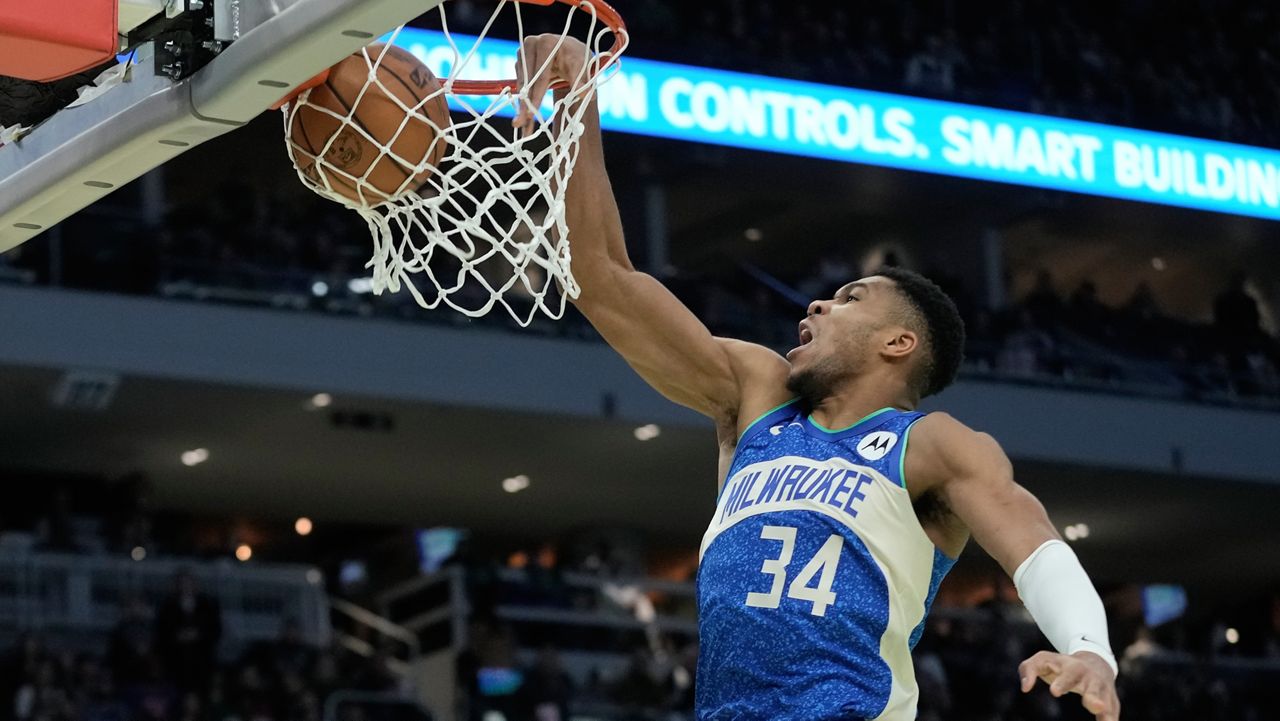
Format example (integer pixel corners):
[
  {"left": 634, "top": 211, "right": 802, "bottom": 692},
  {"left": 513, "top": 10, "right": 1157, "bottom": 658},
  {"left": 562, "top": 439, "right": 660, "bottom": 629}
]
[{"left": 289, "top": 43, "right": 451, "bottom": 206}]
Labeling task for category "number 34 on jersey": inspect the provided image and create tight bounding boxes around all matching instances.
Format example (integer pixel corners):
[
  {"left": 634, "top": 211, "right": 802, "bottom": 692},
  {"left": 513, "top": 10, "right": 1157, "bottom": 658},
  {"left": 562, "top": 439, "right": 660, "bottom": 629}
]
[{"left": 745, "top": 525, "right": 844, "bottom": 617}]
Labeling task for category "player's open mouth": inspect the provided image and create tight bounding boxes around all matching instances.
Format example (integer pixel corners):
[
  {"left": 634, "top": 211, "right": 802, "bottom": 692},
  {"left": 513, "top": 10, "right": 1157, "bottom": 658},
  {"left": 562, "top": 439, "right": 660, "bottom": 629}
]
[{"left": 786, "top": 322, "right": 814, "bottom": 359}]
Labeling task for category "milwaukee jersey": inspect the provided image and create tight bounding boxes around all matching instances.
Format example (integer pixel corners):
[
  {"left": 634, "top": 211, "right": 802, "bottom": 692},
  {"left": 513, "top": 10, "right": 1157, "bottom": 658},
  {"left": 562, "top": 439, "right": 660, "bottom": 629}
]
[{"left": 696, "top": 401, "right": 955, "bottom": 720}]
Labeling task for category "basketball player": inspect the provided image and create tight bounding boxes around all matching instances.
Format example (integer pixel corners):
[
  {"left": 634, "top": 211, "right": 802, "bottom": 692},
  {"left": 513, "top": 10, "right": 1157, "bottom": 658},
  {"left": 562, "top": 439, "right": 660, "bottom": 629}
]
[{"left": 515, "top": 36, "right": 1121, "bottom": 721}]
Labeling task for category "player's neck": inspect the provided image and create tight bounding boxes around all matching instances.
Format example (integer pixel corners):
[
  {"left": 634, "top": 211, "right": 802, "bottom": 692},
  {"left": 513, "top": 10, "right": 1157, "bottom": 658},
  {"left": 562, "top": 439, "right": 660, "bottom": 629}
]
[{"left": 807, "top": 378, "right": 915, "bottom": 430}]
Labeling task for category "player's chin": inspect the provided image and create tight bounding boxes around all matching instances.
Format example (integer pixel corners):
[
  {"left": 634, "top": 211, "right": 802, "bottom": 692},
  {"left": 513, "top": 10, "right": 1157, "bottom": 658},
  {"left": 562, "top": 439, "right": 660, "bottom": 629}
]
[{"left": 784, "top": 365, "right": 818, "bottom": 400}]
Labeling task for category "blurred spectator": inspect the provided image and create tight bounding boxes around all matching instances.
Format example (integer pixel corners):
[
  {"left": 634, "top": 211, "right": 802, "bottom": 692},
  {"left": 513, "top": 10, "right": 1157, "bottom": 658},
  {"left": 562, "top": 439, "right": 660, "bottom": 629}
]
[
  {"left": 1023, "top": 269, "right": 1063, "bottom": 328},
  {"left": 1122, "top": 626, "right": 1164, "bottom": 674},
  {"left": 997, "top": 310, "right": 1057, "bottom": 377},
  {"left": 904, "top": 34, "right": 961, "bottom": 96},
  {"left": 1125, "top": 281, "right": 1164, "bottom": 324},
  {"left": 1215, "top": 272, "right": 1264, "bottom": 346},
  {"left": 154, "top": 569, "right": 223, "bottom": 697},
  {"left": 35, "top": 487, "right": 80, "bottom": 553},
  {"left": 1067, "top": 279, "right": 1109, "bottom": 332},
  {"left": 0, "top": 634, "right": 46, "bottom": 709},
  {"left": 124, "top": 659, "right": 179, "bottom": 721},
  {"left": 269, "top": 618, "right": 317, "bottom": 681},
  {"left": 107, "top": 597, "right": 153, "bottom": 687},
  {"left": 524, "top": 648, "right": 574, "bottom": 721},
  {"left": 13, "top": 658, "right": 73, "bottom": 721},
  {"left": 608, "top": 649, "right": 668, "bottom": 714}
]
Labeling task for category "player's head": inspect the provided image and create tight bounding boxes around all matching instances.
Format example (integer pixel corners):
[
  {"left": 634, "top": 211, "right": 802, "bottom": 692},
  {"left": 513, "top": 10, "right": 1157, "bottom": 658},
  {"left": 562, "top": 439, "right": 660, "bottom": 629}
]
[{"left": 786, "top": 266, "right": 965, "bottom": 405}]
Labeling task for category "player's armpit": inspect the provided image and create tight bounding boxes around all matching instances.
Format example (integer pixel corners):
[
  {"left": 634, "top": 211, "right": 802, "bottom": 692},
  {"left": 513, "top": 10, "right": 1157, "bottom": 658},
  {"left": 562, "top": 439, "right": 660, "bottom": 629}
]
[
  {"left": 905, "top": 413, "right": 1059, "bottom": 575},
  {"left": 717, "top": 337, "right": 794, "bottom": 437}
]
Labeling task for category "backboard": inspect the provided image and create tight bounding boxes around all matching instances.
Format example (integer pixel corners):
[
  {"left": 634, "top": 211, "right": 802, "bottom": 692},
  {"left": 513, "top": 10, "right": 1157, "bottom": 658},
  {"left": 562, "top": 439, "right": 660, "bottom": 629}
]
[{"left": 0, "top": 0, "right": 445, "bottom": 250}]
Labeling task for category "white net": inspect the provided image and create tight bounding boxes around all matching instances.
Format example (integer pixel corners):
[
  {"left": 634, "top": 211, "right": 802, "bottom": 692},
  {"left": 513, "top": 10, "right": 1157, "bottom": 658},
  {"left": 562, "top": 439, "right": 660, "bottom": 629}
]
[{"left": 280, "top": 0, "right": 626, "bottom": 325}]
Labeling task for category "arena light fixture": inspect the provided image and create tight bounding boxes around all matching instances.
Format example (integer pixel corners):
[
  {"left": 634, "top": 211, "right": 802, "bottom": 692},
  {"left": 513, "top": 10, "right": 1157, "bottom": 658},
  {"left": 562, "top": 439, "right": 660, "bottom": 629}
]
[
  {"left": 295, "top": 517, "right": 314, "bottom": 536},
  {"left": 1151, "top": 257, "right": 1167, "bottom": 271},
  {"left": 634, "top": 424, "right": 661, "bottom": 441},
  {"left": 1225, "top": 628, "right": 1240, "bottom": 644},
  {"left": 744, "top": 228, "right": 763, "bottom": 242},
  {"left": 309, "top": 393, "right": 333, "bottom": 409},
  {"left": 235, "top": 543, "right": 253, "bottom": 562},
  {"left": 130, "top": 546, "right": 146, "bottom": 561},
  {"left": 502, "top": 475, "right": 531, "bottom": 493},
  {"left": 181, "top": 448, "right": 209, "bottom": 466},
  {"left": 347, "top": 277, "right": 376, "bottom": 294}
]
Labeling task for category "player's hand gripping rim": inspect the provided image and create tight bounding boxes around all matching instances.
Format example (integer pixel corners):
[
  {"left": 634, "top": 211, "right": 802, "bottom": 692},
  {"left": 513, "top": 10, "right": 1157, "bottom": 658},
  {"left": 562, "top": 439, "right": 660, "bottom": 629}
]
[
  {"left": 1019, "top": 650, "right": 1121, "bottom": 721},
  {"left": 512, "top": 34, "right": 593, "bottom": 135}
]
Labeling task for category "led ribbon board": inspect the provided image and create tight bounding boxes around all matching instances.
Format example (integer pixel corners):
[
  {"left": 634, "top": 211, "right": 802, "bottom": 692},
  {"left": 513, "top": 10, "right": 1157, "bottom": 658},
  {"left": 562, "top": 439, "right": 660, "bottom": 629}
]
[{"left": 395, "top": 28, "right": 1280, "bottom": 221}]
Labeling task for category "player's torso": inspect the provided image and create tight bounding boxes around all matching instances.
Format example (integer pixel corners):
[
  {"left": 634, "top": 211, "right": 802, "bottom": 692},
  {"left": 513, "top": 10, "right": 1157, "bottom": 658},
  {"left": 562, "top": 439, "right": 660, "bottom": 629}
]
[{"left": 697, "top": 401, "right": 955, "bottom": 721}]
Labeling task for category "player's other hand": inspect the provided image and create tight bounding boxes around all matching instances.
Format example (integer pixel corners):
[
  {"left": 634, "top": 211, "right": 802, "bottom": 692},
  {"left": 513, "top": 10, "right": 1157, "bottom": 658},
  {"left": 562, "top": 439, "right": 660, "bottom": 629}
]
[
  {"left": 512, "top": 34, "right": 591, "bottom": 132},
  {"left": 1019, "top": 650, "right": 1120, "bottom": 721}
]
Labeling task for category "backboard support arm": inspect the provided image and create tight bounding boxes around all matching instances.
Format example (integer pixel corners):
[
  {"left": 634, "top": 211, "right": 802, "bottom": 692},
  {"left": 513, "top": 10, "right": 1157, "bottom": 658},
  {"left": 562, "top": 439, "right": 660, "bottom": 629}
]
[{"left": 0, "top": 0, "right": 443, "bottom": 251}]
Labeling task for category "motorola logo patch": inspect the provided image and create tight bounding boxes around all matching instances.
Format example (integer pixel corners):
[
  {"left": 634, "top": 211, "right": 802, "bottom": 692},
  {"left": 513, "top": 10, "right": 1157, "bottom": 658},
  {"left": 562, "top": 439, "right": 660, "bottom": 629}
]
[{"left": 856, "top": 431, "right": 898, "bottom": 461}]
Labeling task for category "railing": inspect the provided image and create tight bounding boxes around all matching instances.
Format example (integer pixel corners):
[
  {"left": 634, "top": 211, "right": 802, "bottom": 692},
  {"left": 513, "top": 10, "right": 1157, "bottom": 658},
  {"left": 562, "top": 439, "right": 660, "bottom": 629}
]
[
  {"left": 377, "top": 566, "right": 471, "bottom": 654},
  {"left": 0, "top": 548, "right": 330, "bottom": 650},
  {"left": 330, "top": 597, "right": 421, "bottom": 679}
]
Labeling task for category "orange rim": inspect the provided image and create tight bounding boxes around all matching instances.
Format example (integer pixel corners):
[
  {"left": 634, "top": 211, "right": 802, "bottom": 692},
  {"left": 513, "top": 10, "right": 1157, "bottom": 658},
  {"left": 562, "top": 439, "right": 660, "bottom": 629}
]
[
  {"left": 270, "top": 68, "right": 331, "bottom": 110},
  {"left": 447, "top": 0, "right": 628, "bottom": 96}
]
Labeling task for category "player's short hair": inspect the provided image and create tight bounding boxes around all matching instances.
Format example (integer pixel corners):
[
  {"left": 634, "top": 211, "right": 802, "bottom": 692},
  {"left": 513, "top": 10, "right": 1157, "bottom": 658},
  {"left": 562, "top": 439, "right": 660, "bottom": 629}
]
[{"left": 872, "top": 266, "right": 965, "bottom": 398}]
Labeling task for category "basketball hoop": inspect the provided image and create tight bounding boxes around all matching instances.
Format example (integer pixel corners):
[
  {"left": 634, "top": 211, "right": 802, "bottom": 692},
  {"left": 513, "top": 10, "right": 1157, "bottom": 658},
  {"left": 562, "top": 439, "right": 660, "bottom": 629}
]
[{"left": 280, "top": 0, "right": 628, "bottom": 326}]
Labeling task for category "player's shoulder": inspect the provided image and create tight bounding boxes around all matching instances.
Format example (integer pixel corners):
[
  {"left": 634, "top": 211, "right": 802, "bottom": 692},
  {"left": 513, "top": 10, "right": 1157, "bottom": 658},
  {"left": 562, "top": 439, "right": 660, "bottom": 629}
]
[
  {"left": 906, "top": 412, "right": 1010, "bottom": 485},
  {"left": 911, "top": 412, "right": 982, "bottom": 443}
]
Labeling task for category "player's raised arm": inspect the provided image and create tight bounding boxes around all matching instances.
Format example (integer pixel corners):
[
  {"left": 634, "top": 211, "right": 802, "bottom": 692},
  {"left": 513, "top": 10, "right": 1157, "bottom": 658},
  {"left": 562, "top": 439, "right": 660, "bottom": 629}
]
[
  {"left": 513, "top": 35, "right": 789, "bottom": 424},
  {"left": 907, "top": 413, "right": 1121, "bottom": 721}
]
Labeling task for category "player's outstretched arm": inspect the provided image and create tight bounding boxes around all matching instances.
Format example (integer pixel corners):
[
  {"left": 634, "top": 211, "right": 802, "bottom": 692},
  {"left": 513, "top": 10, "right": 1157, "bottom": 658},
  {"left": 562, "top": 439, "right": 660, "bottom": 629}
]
[
  {"left": 907, "top": 413, "right": 1121, "bottom": 721},
  {"left": 513, "top": 35, "right": 789, "bottom": 425}
]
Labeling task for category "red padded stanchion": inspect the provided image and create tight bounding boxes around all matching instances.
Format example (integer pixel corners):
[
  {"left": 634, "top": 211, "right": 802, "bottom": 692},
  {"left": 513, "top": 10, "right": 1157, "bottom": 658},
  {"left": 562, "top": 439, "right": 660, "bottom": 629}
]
[{"left": 0, "top": 0, "right": 119, "bottom": 82}]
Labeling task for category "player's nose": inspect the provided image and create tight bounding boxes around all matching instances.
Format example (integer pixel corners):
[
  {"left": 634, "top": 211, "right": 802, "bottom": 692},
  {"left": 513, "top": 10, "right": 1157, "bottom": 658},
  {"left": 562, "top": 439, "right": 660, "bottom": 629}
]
[{"left": 807, "top": 299, "right": 827, "bottom": 316}]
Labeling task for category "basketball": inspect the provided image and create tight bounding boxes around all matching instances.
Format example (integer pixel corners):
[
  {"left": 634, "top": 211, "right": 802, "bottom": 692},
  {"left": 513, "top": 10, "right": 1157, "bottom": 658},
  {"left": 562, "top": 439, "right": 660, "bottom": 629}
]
[{"left": 289, "top": 43, "right": 451, "bottom": 206}]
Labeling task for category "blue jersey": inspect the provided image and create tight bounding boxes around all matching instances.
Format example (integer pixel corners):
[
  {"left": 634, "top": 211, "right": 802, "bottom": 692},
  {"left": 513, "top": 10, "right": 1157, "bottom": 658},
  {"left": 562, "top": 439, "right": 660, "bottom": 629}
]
[{"left": 696, "top": 401, "right": 956, "bottom": 721}]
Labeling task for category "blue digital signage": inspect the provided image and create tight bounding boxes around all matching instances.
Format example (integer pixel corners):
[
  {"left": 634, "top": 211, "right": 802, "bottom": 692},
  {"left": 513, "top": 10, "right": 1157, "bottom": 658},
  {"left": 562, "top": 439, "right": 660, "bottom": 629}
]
[{"left": 390, "top": 28, "right": 1280, "bottom": 221}]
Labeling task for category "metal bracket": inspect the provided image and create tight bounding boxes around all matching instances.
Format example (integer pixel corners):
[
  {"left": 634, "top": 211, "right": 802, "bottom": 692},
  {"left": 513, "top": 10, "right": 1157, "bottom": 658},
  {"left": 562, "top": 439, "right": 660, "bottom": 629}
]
[{"left": 0, "top": 0, "right": 443, "bottom": 249}]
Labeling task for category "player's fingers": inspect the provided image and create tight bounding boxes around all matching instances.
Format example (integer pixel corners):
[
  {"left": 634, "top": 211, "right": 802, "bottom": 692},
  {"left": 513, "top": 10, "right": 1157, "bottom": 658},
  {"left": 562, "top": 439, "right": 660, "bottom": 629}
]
[
  {"left": 1088, "top": 694, "right": 1119, "bottom": 721},
  {"left": 1076, "top": 675, "right": 1118, "bottom": 720},
  {"left": 1081, "top": 685, "right": 1107, "bottom": 713},
  {"left": 1019, "top": 653, "right": 1058, "bottom": 692},
  {"left": 1048, "top": 666, "right": 1084, "bottom": 698},
  {"left": 1093, "top": 685, "right": 1121, "bottom": 721},
  {"left": 514, "top": 36, "right": 554, "bottom": 131},
  {"left": 1021, "top": 653, "right": 1061, "bottom": 677},
  {"left": 1018, "top": 652, "right": 1047, "bottom": 679},
  {"left": 513, "top": 39, "right": 535, "bottom": 129},
  {"left": 1018, "top": 656, "right": 1036, "bottom": 692}
]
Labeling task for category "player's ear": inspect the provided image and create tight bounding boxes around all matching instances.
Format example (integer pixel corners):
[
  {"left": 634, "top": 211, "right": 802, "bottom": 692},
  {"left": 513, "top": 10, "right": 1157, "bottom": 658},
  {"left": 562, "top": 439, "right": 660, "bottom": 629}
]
[{"left": 882, "top": 329, "right": 918, "bottom": 360}]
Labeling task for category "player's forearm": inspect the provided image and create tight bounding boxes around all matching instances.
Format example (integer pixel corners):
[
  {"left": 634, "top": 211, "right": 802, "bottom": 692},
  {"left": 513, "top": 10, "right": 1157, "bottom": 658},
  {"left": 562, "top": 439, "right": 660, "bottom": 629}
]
[
  {"left": 563, "top": 93, "right": 635, "bottom": 289},
  {"left": 1014, "top": 540, "right": 1118, "bottom": 676}
]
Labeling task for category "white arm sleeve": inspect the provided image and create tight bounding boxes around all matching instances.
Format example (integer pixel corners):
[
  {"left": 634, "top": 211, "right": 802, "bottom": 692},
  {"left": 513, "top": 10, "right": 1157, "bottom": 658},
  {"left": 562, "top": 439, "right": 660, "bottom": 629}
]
[{"left": 1013, "top": 539, "right": 1118, "bottom": 677}]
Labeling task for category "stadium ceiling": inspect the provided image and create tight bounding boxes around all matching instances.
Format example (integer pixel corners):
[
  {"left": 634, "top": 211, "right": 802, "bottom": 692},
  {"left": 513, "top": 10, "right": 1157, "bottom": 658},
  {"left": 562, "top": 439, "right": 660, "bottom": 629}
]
[{"left": 1, "top": 363, "right": 1277, "bottom": 595}]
